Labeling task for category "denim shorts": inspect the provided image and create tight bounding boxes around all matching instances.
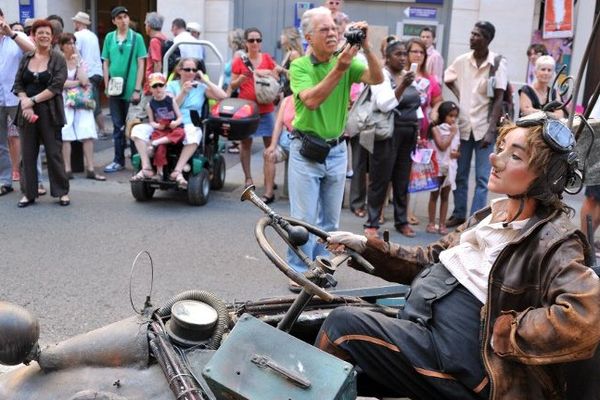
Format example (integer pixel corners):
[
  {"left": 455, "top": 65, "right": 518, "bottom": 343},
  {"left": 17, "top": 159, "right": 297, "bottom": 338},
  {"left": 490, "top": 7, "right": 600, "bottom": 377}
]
[{"left": 254, "top": 112, "right": 275, "bottom": 137}]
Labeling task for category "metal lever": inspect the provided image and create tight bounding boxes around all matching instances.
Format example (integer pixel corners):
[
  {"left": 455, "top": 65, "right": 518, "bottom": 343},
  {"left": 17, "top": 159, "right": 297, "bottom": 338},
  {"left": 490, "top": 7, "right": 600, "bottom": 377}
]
[{"left": 250, "top": 354, "right": 312, "bottom": 389}]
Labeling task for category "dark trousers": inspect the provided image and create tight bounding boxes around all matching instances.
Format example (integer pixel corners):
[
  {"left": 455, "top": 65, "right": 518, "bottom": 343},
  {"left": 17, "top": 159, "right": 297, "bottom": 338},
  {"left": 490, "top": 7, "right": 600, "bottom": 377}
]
[
  {"left": 365, "top": 123, "right": 416, "bottom": 229},
  {"left": 349, "top": 135, "right": 368, "bottom": 212},
  {"left": 316, "top": 264, "right": 489, "bottom": 400},
  {"left": 20, "top": 103, "right": 69, "bottom": 200},
  {"left": 108, "top": 96, "right": 130, "bottom": 166}
]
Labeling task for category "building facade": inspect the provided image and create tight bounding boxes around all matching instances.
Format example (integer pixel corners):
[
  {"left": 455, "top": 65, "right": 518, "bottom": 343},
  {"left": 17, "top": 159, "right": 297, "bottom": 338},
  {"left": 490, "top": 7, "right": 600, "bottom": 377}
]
[{"left": 2, "top": 0, "right": 597, "bottom": 106}]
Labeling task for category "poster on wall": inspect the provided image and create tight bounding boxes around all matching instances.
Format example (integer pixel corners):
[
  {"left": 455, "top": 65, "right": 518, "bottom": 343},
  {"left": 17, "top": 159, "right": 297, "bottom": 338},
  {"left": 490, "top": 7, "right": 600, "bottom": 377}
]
[{"left": 543, "top": 0, "right": 574, "bottom": 39}]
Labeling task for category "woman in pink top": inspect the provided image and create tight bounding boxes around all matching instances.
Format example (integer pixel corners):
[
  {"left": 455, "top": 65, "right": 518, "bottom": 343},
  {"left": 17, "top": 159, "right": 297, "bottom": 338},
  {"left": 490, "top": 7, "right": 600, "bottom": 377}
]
[
  {"left": 405, "top": 38, "right": 443, "bottom": 225},
  {"left": 230, "top": 27, "right": 280, "bottom": 188},
  {"left": 262, "top": 95, "right": 295, "bottom": 203}
]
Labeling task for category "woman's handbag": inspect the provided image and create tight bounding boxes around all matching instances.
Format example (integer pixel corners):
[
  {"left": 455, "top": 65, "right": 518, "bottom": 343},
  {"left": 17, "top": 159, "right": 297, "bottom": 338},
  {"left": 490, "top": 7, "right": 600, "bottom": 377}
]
[
  {"left": 65, "top": 85, "right": 96, "bottom": 110},
  {"left": 408, "top": 140, "right": 440, "bottom": 193},
  {"left": 241, "top": 55, "right": 280, "bottom": 105},
  {"left": 346, "top": 85, "right": 394, "bottom": 140}
]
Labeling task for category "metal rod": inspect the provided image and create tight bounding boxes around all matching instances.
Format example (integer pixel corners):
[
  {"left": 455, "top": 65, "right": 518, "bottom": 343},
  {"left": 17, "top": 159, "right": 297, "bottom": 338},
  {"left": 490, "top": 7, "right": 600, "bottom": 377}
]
[{"left": 568, "top": 11, "right": 600, "bottom": 129}]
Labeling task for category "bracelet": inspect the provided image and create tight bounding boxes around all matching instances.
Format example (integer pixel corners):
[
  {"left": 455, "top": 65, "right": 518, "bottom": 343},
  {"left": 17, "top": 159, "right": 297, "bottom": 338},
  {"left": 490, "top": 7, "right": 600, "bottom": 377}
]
[
  {"left": 30, "top": 96, "right": 37, "bottom": 105},
  {"left": 11, "top": 32, "right": 18, "bottom": 40}
]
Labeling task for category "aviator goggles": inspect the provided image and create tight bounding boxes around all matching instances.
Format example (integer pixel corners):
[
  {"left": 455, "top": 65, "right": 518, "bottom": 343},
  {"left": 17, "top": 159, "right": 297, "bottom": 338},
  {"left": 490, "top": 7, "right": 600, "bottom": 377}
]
[{"left": 515, "top": 111, "right": 575, "bottom": 153}]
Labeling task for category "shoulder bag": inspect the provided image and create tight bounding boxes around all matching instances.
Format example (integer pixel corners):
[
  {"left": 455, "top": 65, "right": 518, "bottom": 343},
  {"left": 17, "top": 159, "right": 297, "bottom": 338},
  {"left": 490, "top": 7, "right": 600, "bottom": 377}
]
[
  {"left": 241, "top": 54, "right": 280, "bottom": 105},
  {"left": 107, "top": 31, "right": 137, "bottom": 97}
]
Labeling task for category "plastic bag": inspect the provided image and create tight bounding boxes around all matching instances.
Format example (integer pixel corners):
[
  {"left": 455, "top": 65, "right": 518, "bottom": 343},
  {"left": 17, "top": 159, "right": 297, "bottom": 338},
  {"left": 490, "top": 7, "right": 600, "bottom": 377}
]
[{"left": 408, "top": 141, "right": 440, "bottom": 193}]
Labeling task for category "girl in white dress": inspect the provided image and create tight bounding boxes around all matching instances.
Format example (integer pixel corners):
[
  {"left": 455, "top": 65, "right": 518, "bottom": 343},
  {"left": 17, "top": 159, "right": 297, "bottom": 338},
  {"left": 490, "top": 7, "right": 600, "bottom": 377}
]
[{"left": 427, "top": 101, "right": 460, "bottom": 234}]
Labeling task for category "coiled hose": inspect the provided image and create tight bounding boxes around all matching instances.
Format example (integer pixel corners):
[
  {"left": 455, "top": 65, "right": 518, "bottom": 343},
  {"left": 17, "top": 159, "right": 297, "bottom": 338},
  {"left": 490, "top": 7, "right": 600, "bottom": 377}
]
[{"left": 156, "top": 290, "right": 229, "bottom": 350}]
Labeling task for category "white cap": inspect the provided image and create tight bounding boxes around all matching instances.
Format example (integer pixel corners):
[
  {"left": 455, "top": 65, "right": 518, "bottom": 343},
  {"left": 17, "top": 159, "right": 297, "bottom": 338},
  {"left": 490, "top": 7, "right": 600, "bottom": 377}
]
[{"left": 186, "top": 22, "right": 202, "bottom": 33}]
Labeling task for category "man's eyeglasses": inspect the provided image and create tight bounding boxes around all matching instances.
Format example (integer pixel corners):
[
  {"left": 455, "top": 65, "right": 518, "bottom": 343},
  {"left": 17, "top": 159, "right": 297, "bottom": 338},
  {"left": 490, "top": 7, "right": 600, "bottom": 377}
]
[
  {"left": 151, "top": 83, "right": 165, "bottom": 89},
  {"left": 246, "top": 38, "right": 262, "bottom": 43},
  {"left": 515, "top": 111, "right": 575, "bottom": 153},
  {"left": 181, "top": 68, "right": 198, "bottom": 73}
]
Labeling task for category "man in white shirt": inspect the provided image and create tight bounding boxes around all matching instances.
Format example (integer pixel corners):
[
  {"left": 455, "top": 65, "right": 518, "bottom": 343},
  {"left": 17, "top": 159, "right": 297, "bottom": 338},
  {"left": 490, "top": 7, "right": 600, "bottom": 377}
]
[
  {"left": 171, "top": 18, "right": 204, "bottom": 62},
  {"left": 444, "top": 21, "right": 508, "bottom": 227},
  {"left": 0, "top": 8, "right": 34, "bottom": 196},
  {"left": 72, "top": 11, "right": 107, "bottom": 136}
]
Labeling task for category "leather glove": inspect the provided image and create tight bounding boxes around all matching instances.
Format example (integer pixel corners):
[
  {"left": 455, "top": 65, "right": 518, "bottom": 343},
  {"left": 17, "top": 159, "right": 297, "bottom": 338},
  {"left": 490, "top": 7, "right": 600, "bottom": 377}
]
[{"left": 327, "top": 231, "right": 367, "bottom": 253}]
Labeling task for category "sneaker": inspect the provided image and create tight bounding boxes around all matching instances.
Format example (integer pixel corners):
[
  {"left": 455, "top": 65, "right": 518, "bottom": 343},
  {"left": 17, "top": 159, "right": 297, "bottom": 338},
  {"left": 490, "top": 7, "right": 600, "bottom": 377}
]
[{"left": 103, "top": 162, "right": 124, "bottom": 173}]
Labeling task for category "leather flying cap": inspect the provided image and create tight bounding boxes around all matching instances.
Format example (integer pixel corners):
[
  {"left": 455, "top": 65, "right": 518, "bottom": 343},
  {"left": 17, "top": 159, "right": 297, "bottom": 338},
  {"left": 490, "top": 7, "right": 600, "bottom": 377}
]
[{"left": 111, "top": 6, "right": 128, "bottom": 19}]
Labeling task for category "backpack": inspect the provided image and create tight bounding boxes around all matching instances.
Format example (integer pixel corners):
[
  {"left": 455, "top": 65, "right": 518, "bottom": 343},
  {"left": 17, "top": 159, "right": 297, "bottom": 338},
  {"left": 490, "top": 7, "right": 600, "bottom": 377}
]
[
  {"left": 488, "top": 54, "right": 514, "bottom": 124},
  {"left": 161, "top": 39, "right": 180, "bottom": 76}
]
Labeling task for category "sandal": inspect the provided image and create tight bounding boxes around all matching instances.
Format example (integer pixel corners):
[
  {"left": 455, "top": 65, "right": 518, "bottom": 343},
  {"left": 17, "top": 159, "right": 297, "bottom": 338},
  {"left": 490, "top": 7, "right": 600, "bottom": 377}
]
[
  {"left": 352, "top": 208, "right": 366, "bottom": 218},
  {"left": 244, "top": 177, "right": 254, "bottom": 187},
  {"left": 408, "top": 215, "right": 420, "bottom": 225},
  {"left": 65, "top": 170, "right": 74, "bottom": 180},
  {"left": 170, "top": 170, "right": 187, "bottom": 189},
  {"left": 37, "top": 183, "right": 47, "bottom": 196},
  {"left": 438, "top": 225, "right": 449, "bottom": 235},
  {"left": 261, "top": 194, "right": 275, "bottom": 204},
  {"left": 130, "top": 168, "right": 154, "bottom": 181},
  {"left": 426, "top": 223, "right": 437, "bottom": 234},
  {"left": 86, "top": 170, "right": 106, "bottom": 181}
]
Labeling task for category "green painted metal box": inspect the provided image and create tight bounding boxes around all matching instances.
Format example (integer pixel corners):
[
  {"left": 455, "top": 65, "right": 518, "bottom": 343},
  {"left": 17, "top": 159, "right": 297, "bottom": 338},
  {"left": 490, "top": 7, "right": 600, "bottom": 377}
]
[{"left": 202, "top": 313, "right": 357, "bottom": 400}]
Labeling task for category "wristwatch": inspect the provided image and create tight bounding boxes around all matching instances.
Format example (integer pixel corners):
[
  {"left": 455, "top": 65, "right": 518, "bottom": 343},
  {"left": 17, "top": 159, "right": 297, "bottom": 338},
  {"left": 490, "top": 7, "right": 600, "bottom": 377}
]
[
  {"left": 10, "top": 32, "right": 18, "bottom": 40},
  {"left": 30, "top": 96, "right": 37, "bottom": 105}
]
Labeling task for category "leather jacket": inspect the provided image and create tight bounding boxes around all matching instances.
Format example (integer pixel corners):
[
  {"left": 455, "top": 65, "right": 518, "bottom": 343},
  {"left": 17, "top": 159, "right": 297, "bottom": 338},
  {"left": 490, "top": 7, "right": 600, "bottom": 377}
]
[{"left": 359, "top": 206, "right": 600, "bottom": 399}]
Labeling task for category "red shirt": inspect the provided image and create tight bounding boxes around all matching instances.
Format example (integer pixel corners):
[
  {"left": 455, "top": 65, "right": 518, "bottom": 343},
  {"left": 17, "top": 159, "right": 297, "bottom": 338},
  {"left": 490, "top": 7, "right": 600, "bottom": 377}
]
[
  {"left": 231, "top": 53, "right": 276, "bottom": 114},
  {"left": 144, "top": 33, "right": 168, "bottom": 94}
]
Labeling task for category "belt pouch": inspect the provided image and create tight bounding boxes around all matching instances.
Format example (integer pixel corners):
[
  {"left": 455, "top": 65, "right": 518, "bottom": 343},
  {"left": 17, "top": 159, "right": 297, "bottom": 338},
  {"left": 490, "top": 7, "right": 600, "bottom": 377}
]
[{"left": 299, "top": 133, "right": 331, "bottom": 164}]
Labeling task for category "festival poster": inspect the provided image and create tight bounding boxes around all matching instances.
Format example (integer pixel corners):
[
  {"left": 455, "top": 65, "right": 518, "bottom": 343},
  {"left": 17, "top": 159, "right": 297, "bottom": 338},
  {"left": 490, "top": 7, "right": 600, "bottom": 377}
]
[{"left": 543, "top": 0, "right": 574, "bottom": 39}]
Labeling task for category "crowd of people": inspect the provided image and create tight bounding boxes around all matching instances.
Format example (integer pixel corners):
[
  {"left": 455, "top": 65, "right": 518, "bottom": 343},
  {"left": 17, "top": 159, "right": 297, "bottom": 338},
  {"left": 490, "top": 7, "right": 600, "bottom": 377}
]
[{"left": 1, "top": 2, "right": 600, "bottom": 398}]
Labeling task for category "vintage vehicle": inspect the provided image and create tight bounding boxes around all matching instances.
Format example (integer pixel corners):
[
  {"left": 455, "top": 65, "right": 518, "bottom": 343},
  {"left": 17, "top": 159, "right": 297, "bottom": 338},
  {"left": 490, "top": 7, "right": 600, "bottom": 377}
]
[{"left": 0, "top": 186, "right": 407, "bottom": 400}]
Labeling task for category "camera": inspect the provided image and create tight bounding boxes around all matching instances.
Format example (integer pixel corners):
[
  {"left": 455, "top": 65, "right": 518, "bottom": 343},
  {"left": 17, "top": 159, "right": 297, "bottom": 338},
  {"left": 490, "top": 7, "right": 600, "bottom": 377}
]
[{"left": 344, "top": 27, "right": 366, "bottom": 46}]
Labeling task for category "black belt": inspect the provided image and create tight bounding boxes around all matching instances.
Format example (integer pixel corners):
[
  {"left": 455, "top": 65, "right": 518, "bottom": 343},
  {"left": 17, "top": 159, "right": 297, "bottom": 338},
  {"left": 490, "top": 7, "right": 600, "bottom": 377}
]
[{"left": 293, "top": 130, "right": 344, "bottom": 147}]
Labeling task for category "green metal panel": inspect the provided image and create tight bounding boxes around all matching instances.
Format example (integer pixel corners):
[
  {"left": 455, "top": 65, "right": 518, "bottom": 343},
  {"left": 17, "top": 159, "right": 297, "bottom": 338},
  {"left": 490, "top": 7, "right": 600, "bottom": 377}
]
[{"left": 202, "top": 314, "right": 357, "bottom": 400}]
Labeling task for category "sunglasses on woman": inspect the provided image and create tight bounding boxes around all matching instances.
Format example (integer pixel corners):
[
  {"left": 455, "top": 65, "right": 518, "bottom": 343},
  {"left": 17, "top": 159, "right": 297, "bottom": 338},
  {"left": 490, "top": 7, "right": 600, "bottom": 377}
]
[
  {"left": 181, "top": 67, "right": 198, "bottom": 72},
  {"left": 247, "top": 38, "right": 262, "bottom": 43},
  {"left": 151, "top": 83, "right": 165, "bottom": 89}
]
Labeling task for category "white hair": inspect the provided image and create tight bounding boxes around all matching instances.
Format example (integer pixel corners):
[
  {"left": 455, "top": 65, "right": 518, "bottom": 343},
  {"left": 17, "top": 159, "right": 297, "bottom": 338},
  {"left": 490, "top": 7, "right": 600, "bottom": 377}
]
[
  {"left": 535, "top": 55, "right": 556, "bottom": 71},
  {"left": 301, "top": 6, "right": 332, "bottom": 35}
]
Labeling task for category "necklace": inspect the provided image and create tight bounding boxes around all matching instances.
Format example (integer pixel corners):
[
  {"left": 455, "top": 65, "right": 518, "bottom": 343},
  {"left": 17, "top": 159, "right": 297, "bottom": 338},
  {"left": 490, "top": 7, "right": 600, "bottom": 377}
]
[{"left": 532, "top": 84, "right": 547, "bottom": 102}]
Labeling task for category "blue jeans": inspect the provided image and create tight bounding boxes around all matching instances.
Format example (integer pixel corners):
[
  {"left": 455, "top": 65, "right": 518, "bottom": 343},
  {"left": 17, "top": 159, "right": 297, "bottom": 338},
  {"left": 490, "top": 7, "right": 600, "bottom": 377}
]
[
  {"left": 287, "top": 138, "right": 347, "bottom": 273},
  {"left": 108, "top": 97, "right": 130, "bottom": 166},
  {"left": 0, "top": 106, "right": 16, "bottom": 186},
  {"left": 451, "top": 135, "right": 494, "bottom": 219}
]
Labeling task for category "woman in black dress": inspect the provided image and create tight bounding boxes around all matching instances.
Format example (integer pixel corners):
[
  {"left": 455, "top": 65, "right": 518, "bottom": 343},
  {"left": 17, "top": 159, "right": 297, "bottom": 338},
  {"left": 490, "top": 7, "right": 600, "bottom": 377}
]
[
  {"left": 518, "top": 55, "right": 565, "bottom": 118},
  {"left": 13, "top": 19, "right": 69, "bottom": 207}
]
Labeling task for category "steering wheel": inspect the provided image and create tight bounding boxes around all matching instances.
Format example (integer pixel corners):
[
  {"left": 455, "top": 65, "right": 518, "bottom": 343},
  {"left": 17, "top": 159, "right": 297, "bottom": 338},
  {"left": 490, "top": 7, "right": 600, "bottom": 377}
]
[{"left": 254, "top": 215, "right": 375, "bottom": 302}]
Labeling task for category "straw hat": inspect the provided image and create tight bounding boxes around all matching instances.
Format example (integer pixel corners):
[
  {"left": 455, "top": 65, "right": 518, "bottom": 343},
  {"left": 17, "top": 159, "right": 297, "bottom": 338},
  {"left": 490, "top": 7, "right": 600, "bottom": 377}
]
[{"left": 72, "top": 12, "right": 91, "bottom": 25}]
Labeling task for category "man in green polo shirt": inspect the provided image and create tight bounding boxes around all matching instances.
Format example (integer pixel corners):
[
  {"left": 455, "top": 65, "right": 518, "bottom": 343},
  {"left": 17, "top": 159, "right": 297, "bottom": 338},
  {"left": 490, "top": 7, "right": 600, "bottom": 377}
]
[
  {"left": 101, "top": 6, "right": 147, "bottom": 172},
  {"left": 286, "top": 6, "right": 382, "bottom": 291}
]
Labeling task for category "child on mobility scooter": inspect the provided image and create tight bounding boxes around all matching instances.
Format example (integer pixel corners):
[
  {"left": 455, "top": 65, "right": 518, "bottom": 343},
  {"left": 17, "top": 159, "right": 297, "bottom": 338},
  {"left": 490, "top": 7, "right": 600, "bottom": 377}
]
[{"left": 144, "top": 72, "right": 185, "bottom": 181}]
